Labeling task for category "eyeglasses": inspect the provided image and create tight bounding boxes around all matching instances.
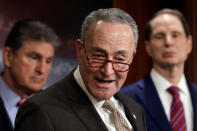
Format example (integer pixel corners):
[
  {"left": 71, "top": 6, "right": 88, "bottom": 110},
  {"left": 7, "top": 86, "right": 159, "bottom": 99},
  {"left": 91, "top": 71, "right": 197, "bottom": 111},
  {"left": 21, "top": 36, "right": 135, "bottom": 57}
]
[
  {"left": 86, "top": 57, "right": 130, "bottom": 72},
  {"left": 83, "top": 47, "right": 131, "bottom": 72}
]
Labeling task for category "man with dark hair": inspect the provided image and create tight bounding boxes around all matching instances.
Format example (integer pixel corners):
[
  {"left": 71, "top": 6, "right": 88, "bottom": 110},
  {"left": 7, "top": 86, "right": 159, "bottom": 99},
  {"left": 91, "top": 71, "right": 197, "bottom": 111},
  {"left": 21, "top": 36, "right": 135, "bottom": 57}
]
[
  {"left": 121, "top": 8, "right": 197, "bottom": 131},
  {"left": 15, "top": 8, "right": 146, "bottom": 131},
  {"left": 0, "top": 19, "right": 60, "bottom": 131}
]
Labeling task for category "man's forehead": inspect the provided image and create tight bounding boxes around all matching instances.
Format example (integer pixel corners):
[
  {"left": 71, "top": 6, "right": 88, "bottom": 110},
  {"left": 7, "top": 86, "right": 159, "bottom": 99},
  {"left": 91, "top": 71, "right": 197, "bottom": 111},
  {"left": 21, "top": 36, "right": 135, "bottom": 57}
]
[
  {"left": 151, "top": 14, "right": 184, "bottom": 32},
  {"left": 19, "top": 41, "right": 54, "bottom": 57},
  {"left": 90, "top": 46, "right": 131, "bottom": 56},
  {"left": 22, "top": 40, "right": 53, "bottom": 49},
  {"left": 151, "top": 14, "right": 182, "bottom": 27}
]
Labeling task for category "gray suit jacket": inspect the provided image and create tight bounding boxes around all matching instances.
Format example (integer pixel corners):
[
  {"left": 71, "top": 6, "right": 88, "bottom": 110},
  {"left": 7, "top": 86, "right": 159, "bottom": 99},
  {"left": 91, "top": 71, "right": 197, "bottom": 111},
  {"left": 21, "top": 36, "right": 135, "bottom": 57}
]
[{"left": 15, "top": 71, "right": 146, "bottom": 131}]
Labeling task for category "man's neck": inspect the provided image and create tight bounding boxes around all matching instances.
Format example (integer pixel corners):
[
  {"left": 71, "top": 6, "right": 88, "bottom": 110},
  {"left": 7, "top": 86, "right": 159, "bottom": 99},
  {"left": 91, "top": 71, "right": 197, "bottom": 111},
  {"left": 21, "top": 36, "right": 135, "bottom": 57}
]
[
  {"left": 153, "top": 64, "right": 184, "bottom": 85},
  {"left": 2, "top": 71, "right": 28, "bottom": 98}
]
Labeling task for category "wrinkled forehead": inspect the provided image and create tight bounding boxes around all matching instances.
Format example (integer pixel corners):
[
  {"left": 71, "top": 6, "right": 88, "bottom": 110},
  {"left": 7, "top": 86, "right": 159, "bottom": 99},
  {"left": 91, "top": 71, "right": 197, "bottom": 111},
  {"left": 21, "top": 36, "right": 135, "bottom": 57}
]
[
  {"left": 84, "top": 21, "right": 135, "bottom": 54},
  {"left": 86, "top": 21, "right": 134, "bottom": 38}
]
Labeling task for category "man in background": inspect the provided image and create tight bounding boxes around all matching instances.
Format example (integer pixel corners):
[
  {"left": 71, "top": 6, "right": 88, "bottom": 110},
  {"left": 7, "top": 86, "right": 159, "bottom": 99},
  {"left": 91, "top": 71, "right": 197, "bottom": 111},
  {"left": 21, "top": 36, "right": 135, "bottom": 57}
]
[
  {"left": 121, "top": 8, "right": 197, "bottom": 131},
  {"left": 0, "top": 19, "right": 60, "bottom": 131},
  {"left": 15, "top": 8, "right": 146, "bottom": 131}
]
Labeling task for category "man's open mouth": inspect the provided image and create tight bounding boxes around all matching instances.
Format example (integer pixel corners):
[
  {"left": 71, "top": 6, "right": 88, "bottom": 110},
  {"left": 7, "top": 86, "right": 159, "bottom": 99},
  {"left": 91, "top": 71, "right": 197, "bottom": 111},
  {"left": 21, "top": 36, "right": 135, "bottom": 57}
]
[{"left": 95, "top": 78, "right": 113, "bottom": 83}]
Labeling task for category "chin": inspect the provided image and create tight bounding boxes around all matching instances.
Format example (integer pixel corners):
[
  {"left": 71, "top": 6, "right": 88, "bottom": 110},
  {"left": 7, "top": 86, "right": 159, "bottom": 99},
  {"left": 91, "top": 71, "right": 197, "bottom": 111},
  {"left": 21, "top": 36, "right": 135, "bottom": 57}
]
[
  {"left": 96, "top": 96, "right": 111, "bottom": 101},
  {"left": 28, "top": 84, "right": 43, "bottom": 91},
  {"left": 96, "top": 92, "right": 115, "bottom": 100}
]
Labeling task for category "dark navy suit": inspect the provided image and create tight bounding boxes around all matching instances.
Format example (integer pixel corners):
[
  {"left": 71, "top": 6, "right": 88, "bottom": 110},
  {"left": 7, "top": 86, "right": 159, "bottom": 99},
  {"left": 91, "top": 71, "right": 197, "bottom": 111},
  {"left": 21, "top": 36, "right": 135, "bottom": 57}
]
[
  {"left": 0, "top": 97, "right": 13, "bottom": 131},
  {"left": 121, "top": 75, "right": 197, "bottom": 131}
]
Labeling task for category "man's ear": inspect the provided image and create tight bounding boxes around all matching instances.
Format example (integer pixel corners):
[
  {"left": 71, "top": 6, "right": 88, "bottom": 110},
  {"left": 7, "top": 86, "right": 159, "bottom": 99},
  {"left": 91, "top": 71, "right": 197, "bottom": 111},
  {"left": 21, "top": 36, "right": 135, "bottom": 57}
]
[
  {"left": 76, "top": 39, "right": 84, "bottom": 65},
  {"left": 129, "top": 49, "right": 137, "bottom": 64},
  {"left": 187, "top": 35, "right": 192, "bottom": 54},
  {"left": 145, "top": 40, "right": 152, "bottom": 57},
  {"left": 133, "top": 50, "right": 136, "bottom": 57},
  {"left": 3, "top": 47, "right": 14, "bottom": 67}
]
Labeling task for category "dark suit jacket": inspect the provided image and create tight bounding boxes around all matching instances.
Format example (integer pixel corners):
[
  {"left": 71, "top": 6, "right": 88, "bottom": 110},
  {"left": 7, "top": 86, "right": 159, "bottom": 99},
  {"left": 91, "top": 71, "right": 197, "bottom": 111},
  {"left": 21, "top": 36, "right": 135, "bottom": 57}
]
[
  {"left": 121, "top": 75, "right": 197, "bottom": 131},
  {"left": 15, "top": 71, "right": 147, "bottom": 131},
  {"left": 0, "top": 97, "right": 13, "bottom": 131}
]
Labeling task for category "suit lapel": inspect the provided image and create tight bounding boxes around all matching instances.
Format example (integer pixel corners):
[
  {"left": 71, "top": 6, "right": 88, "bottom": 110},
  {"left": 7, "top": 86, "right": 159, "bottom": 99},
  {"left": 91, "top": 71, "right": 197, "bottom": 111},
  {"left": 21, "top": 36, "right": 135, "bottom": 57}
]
[
  {"left": 187, "top": 82, "right": 197, "bottom": 131},
  {"left": 64, "top": 72, "right": 108, "bottom": 131},
  {"left": 115, "top": 93, "right": 139, "bottom": 131},
  {"left": 71, "top": 99, "right": 108, "bottom": 131},
  {"left": 140, "top": 75, "right": 172, "bottom": 130},
  {"left": 0, "top": 97, "right": 13, "bottom": 131}
]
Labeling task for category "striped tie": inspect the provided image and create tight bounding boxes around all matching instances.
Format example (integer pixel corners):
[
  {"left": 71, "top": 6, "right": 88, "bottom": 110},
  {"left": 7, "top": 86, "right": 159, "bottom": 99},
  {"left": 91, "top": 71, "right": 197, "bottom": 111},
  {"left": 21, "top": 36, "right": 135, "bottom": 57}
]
[{"left": 167, "top": 86, "right": 187, "bottom": 131}]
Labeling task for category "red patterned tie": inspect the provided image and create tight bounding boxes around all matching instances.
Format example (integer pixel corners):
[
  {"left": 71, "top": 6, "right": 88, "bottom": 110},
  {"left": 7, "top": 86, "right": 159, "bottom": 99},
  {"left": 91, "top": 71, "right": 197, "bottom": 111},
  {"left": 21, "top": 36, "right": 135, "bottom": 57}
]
[
  {"left": 167, "top": 86, "right": 187, "bottom": 131},
  {"left": 17, "top": 98, "right": 27, "bottom": 106}
]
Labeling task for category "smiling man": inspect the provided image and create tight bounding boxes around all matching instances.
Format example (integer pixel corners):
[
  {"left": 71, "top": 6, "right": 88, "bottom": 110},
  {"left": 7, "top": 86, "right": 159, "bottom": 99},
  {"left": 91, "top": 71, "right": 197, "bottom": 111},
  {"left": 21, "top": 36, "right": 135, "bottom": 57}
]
[
  {"left": 15, "top": 8, "right": 146, "bottom": 131},
  {"left": 0, "top": 19, "right": 60, "bottom": 131},
  {"left": 121, "top": 8, "right": 197, "bottom": 131}
]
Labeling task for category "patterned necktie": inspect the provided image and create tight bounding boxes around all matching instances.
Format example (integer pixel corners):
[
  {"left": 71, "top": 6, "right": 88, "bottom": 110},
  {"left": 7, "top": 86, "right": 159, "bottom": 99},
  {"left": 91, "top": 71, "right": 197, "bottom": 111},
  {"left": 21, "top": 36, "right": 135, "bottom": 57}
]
[
  {"left": 167, "top": 86, "right": 187, "bottom": 131},
  {"left": 102, "top": 99, "right": 130, "bottom": 131}
]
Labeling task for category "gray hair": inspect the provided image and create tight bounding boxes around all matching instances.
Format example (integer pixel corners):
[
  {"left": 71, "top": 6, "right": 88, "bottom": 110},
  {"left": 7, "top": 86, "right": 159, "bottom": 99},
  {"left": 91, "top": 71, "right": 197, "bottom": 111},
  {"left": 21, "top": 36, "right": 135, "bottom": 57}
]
[{"left": 80, "top": 8, "right": 138, "bottom": 50}]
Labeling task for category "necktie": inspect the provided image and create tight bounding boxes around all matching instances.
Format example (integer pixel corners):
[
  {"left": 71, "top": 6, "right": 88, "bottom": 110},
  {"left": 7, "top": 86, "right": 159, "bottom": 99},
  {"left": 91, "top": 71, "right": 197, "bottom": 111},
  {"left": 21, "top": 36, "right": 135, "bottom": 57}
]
[
  {"left": 102, "top": 99, "right": 130, "bottom": 131},
  {"left": 167, "top": 86, "right": 187, "bottom": 131},
  {"left": 17, "top": 98, "right": 27, "bottom": 106}
]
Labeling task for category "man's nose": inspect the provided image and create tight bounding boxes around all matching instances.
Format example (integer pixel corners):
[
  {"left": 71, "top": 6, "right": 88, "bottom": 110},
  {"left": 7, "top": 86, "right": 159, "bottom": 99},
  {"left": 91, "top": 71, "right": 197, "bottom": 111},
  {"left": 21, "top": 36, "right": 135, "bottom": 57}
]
[
  {"left": 35, "top": 61, "right": 46, "bottom": 75},
  {"left": 165, "top": 35, "right": 174, "bottom": 46},
  {"left": 100, "top": 61, "right": 115, "bottom": 76}
]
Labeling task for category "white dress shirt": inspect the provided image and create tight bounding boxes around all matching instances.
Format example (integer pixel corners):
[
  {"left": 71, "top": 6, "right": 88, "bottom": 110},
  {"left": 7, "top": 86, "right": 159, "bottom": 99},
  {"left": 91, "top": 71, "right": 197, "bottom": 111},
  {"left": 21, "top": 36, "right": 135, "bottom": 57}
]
[
  {"left": 150, "top": 69, "right": 193, "bottom": 131},
  {"left": 74, "top": 66, "right": 132, "bottom": 131}
]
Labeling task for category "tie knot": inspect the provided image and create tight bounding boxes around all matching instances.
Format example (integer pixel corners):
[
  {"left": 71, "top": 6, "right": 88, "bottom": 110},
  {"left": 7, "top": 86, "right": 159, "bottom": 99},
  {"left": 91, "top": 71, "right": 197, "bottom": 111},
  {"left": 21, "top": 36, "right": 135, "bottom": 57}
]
[
  {"left": 167, "top": 86, "right": 180, "bottom": 97},
  {"left": 102, "top": 100, "right": 117, "bottom": 112},
  {"left": 17, "top": 98, "right": 27, "bottom": 107}
]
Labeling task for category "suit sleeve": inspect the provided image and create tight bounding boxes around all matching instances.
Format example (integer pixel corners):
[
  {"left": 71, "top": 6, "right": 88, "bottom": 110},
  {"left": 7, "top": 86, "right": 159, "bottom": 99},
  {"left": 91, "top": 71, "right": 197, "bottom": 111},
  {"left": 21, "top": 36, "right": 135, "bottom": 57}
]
[{"left": 15, "top": 101, "right": 54, "bottom": 131}]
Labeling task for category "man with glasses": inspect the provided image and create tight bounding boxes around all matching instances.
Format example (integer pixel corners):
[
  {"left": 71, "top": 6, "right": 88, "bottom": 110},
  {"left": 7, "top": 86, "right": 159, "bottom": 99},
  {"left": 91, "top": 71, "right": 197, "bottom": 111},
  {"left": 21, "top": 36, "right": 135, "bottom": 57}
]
[{"left": 15, "top": 8, "right": 147, "bottom": 131}]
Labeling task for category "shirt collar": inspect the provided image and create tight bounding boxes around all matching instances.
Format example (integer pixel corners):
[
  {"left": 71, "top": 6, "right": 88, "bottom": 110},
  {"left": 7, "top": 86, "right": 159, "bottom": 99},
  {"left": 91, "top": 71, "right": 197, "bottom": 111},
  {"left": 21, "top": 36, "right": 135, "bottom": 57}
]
[
  {"left": 151, "top": 68, "right": 188, "bottom": 95},
  {"left": 0, "top": 76, "right": 21, "bottom": 108},
  {"left": 73, "top": 66, "right": 115, "bottom": 108}
]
